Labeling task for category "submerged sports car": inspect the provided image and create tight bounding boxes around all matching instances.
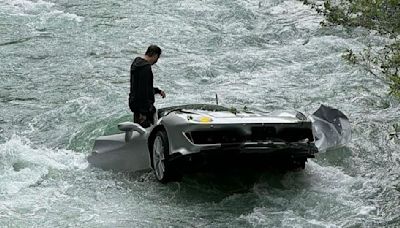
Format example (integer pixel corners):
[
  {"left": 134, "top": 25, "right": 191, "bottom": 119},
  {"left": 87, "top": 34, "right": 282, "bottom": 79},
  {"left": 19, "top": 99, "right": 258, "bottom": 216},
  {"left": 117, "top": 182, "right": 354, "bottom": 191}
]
[{"left": 88, "top": 104, "right": 350, "bottom": 183}]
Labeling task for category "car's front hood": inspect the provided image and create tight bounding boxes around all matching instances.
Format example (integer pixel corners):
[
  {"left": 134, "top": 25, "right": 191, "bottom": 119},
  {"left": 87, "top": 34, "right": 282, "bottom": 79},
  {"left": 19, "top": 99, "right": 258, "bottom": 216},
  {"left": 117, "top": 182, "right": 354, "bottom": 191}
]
[{"left": 175, "top": 110, "right": 308, "bottom": 124}]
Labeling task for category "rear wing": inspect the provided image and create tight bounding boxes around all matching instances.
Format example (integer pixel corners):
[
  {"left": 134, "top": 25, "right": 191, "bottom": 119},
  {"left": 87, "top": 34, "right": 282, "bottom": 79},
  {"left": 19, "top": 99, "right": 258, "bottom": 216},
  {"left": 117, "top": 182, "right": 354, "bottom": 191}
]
[{"left": 310, "top": 105, "right": 351, "bottom": 151}]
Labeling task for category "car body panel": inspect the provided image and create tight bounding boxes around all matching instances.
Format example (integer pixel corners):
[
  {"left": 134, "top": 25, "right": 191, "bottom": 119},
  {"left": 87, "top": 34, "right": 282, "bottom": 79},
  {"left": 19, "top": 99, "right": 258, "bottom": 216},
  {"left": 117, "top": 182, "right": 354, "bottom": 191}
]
[
  {"left": 88, "top": 132, "right": 152, "bottom": 172},
  {"left": 88, "top": 104, "right": 318, "bottom": 173}
]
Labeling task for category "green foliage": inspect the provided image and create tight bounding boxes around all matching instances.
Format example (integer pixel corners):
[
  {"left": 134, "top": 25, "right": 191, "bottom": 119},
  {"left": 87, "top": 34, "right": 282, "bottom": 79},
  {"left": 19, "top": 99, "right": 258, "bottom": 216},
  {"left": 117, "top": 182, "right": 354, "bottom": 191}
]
[
  {"left": 389, "top": 123, "right": 400, "bottom": 140},
  {"left": 311, "top": 0, "right": 400, "bottom": 35},
  {"left": 302, "top": 0, "right": 400, "bottom": 98},
  {"left": 229, "top": 107, "right": 238, "bottom": 114},
  {"left": 382, "top": 42, "right": 400, "bottom": 96},
  {"left": 228, "top": 106, "right": 251, "bottom": 114},
  {"left": 342, "top": 49, "right": 358, "bottom": 64}
]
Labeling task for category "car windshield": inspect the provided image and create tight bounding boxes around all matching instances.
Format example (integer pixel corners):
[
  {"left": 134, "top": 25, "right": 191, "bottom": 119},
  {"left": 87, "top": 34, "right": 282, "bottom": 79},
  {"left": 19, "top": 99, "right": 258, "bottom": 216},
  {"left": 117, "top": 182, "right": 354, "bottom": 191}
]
[{"left": 158, "top": 104, "right": 232, "bottom": 117}]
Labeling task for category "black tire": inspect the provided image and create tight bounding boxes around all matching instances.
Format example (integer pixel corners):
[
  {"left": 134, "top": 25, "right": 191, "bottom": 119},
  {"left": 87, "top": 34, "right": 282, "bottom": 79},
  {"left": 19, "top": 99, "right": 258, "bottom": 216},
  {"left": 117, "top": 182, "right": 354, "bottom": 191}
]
[
  {"left": 151, "top": 130, "right": 181, "bottom": 183},
  {"left": 288, "top": 159, "right": 306, "bottom": 170}
]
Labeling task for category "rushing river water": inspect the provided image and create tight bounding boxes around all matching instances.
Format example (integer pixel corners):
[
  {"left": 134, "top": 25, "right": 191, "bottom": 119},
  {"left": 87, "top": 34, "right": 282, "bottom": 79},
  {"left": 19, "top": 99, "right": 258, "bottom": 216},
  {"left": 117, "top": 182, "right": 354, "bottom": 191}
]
[{"left": 1, "top": 0, "right": 400, "bottom": 227}]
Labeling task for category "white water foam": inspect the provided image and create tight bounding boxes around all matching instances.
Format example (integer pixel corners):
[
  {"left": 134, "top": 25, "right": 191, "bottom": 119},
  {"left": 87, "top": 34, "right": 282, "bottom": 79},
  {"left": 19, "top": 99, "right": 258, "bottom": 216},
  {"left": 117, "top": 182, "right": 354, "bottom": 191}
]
[
  {"left": 0, "top": 135, "right": 87, "bottom": 195},
  {"left": 46, "top": 9, "right": 84, "bottom": 22},
  {"left": 240, "top": 161, "right": 381, "bottom": 226},
  {"left": 3, "top": 0, "right": 84, "bottom": 22},
  {"left": 3, "top": 0, "right": 54, "bottom": 15}
]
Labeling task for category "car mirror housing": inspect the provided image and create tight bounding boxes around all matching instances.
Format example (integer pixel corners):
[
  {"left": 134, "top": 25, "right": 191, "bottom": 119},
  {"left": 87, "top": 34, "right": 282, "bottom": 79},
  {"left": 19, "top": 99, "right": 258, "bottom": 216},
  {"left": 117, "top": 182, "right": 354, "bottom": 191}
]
[{"left": 118, "top": 122, "right": 146, "bottom": 142}]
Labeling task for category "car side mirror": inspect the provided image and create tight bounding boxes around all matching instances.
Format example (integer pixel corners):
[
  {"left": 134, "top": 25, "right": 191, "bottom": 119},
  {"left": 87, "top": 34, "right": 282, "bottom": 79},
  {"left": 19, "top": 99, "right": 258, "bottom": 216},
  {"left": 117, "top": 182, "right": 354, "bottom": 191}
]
[{"left": 118, "top": 122, "right": 146, "bottom": 142}]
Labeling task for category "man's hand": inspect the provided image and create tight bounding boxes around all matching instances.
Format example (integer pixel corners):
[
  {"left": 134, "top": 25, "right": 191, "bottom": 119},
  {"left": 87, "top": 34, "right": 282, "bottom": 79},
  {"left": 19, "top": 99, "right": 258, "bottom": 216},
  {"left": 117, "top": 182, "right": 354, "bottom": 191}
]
[{"left": 160, "top": 90, "right": 166, "bottom": 98}]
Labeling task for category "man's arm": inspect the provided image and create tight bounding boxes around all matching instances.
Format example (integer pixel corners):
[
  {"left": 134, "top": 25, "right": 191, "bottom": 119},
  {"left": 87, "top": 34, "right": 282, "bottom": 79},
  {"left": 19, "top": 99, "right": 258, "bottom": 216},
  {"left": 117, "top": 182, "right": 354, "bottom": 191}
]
[
  {"left": 153, "top": 87, "right": 161, "bottom": 94},
  {"left": 154, "top": 87, "right": 166, "bottom": 98}
]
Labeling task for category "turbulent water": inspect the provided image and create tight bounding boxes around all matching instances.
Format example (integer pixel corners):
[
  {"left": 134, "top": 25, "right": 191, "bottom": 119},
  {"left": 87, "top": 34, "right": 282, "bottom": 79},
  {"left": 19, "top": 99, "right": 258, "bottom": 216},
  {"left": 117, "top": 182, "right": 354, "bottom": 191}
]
[{"left": 1, "top": 0, "right": 400, "bottom": 227}]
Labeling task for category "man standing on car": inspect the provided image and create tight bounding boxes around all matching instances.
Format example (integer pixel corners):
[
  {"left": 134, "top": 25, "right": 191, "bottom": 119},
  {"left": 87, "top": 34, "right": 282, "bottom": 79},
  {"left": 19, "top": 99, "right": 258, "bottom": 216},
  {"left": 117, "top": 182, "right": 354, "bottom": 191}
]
[{"left": 129, "top": 45, "right": 165, "bottom": 128}]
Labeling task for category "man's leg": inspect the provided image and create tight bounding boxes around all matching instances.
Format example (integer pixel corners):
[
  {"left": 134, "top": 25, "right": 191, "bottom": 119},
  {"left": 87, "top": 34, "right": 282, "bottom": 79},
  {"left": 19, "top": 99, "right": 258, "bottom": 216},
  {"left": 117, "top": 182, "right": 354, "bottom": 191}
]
[
  {"left": 134, "top": 112, "right": 151, "bottom": 128},
  {"left": 147, "top": 106, "right": 156, "bottom": 125}
]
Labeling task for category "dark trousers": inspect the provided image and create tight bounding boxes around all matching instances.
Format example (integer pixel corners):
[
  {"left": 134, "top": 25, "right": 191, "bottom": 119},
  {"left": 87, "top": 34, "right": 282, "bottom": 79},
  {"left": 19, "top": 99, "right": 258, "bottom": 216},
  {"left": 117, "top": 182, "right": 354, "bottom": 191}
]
[{"left": 133, "top": 110, "right": 155, "bottom": 128}]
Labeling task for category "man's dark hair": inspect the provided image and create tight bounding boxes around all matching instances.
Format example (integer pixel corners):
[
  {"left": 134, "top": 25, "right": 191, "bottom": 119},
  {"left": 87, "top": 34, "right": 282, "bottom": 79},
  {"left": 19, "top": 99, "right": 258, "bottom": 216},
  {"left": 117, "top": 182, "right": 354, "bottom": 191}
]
[{"left": 145, "top": 45, "right": 162, "bottom": 57}]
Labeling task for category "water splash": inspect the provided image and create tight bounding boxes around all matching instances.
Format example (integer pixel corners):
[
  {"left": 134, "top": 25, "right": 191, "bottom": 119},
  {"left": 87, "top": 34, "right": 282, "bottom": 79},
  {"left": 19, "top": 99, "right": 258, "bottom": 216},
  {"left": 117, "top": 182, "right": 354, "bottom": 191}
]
[{"left": 0, "top": 135, "right": 87, "bottom": 194}]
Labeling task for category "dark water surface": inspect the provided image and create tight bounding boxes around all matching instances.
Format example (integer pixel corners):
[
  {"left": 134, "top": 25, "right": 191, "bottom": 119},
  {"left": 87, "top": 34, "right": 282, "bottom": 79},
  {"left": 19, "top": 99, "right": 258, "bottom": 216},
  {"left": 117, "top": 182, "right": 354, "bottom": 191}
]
[{"left": 1, "top": 0, "right": 399, "bottom": 227}]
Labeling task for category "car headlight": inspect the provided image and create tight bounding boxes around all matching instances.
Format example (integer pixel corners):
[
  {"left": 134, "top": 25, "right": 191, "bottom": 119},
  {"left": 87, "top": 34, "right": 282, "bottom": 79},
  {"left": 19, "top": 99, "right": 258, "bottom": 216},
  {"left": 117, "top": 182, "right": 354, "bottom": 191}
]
[{"left": 188, "top": 115, "right": 213, "bottom": 123}]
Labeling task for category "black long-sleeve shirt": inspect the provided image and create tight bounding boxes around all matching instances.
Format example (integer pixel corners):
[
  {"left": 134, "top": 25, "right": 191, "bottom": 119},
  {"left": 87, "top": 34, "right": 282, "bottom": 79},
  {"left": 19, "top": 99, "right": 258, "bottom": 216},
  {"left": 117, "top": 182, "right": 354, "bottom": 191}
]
[{"left": 129, "top": 57, "right": 160, "bottom": 113}]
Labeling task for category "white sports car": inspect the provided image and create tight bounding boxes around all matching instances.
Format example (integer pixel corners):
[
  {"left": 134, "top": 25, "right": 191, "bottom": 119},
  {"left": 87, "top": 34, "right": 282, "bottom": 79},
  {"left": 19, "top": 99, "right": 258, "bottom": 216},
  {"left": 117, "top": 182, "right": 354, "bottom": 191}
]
[{"left": 88, "top": 104, "right": 350, "bottom": 183}]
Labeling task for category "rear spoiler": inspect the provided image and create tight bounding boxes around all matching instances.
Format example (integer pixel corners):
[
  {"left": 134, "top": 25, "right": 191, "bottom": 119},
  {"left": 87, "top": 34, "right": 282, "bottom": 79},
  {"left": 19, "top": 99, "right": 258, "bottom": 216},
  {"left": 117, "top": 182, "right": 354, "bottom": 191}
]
[{"left": 310, "top": 105, "right": 351, "bottom": 152}]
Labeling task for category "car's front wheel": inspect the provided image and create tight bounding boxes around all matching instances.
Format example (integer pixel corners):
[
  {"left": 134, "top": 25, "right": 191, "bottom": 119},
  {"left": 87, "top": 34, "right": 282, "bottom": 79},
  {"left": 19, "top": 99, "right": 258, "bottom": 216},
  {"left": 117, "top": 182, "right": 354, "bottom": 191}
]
[{"left": 152, "top": 131, "right": 181, "bottom": 183}]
